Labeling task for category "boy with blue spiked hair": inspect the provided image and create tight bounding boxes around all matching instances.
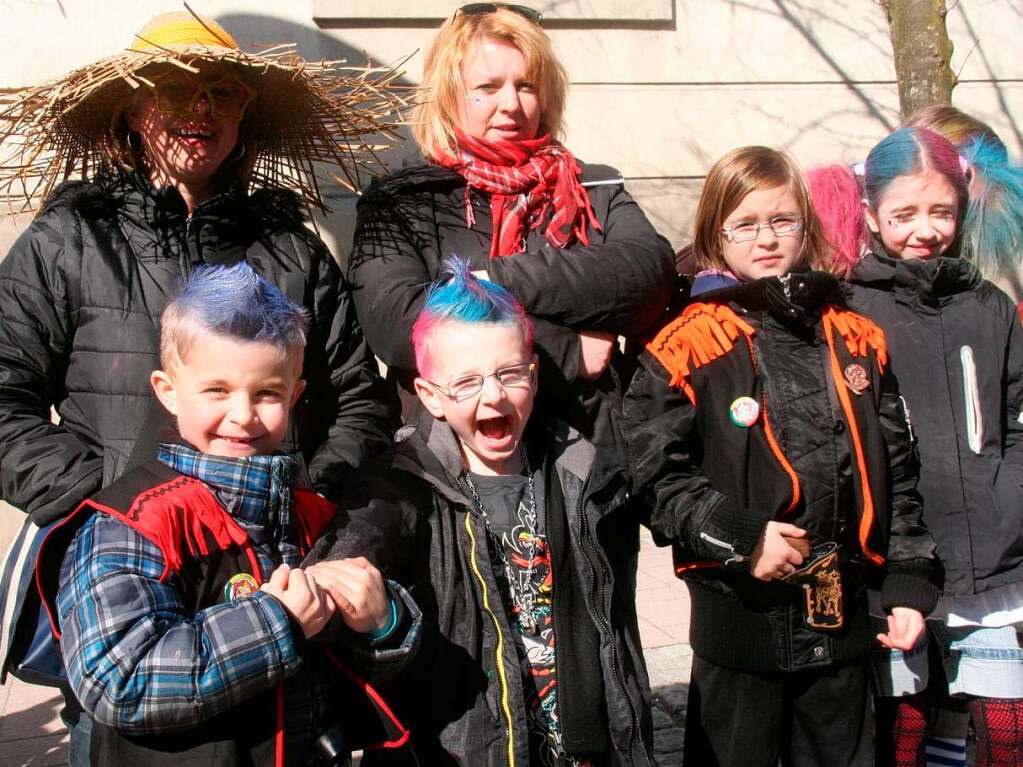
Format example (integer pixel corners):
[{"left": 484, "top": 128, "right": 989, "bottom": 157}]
[
  {"left": 305, "top": 257, "right": 655, "bottom": 766},
  {"left": 37, "top": 263, "right": 420, "bottom": 767}
]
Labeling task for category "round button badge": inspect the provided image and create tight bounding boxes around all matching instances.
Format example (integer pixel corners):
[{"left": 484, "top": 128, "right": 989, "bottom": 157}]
[
  {"left": 223, "top": 572, "right": 259, "bottom": 602},
  {"left": 729, "top": 396, "right": 760, "bottom": 428}
]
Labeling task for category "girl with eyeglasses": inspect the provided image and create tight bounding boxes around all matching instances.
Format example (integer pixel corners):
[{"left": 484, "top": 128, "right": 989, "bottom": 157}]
[
  {"left": 625, "top": 145, "right": 938, "bottom": 767},
  {"left": 811, "top": 127, "right": 1023, "bottom": 767},
  {"left": 347, "top": 3, "right": 675, "bottom": 456}
]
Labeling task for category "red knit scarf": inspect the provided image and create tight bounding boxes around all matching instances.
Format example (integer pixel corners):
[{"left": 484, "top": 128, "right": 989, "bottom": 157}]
[{"left": 434, "top": 130, "right": 600, "bottom": 259}]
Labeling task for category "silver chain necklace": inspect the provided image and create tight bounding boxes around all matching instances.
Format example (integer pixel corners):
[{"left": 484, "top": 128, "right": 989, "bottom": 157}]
[{"left": 463, "top": 447, "right": 541, "bottom": 635}]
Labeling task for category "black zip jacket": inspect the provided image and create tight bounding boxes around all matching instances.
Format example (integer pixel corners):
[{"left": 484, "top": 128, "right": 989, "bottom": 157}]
[
  {"left": 624, "top": 272, "right": 938, "bottom": 673},
  {"left": 305, "top": 412, "right": 656, "bottom": 766},
  {"left": 0, "top": 170, "right": 399, "bottom": 524},
  {"left": 347, "top": 160, "right": 676, "bottom": 450},
  {"left": 848, "top": 251, "right": 1023, "bottom": 596}
]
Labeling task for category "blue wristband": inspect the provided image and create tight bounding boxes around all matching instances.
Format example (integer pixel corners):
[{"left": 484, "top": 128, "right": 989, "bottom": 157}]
[{"left": 366, "top": 596, "right": 399, "bottom": 643}]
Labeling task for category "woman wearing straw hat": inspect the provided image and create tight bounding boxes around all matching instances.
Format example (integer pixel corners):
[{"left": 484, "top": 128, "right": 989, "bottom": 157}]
[
  {"left": 348, "top": 4, "right": 676, "bottom": 455},
  {"left": 0, "top": 11, "right": 402, "bottom": 764}
]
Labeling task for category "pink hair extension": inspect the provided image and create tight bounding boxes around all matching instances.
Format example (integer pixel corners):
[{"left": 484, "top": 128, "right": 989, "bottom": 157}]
[{"left": 806, "top": 164, "right": 867, "bottom": 276}]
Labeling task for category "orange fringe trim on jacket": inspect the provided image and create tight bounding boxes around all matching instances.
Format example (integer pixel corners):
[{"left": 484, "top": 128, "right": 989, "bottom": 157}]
[
  {"left": 646, "top": 303, "right": 756, "bottom": 402},
  {"left": 823, "top": 307, "right": 888, "bottom": 372}
]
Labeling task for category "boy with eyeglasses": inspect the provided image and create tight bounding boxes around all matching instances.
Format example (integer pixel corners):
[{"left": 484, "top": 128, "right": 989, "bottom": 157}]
[{"left": 306, "top": 257, "right": 656, "bottom": 766}]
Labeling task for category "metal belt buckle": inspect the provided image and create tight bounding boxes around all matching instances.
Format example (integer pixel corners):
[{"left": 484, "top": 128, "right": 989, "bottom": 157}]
[{"left": 781, "top": 541, "right": 844, "bottom": 631}]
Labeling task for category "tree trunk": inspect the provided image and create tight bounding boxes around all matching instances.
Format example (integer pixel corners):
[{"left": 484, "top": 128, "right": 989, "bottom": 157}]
[{"left": 884, "top": 0, "right": 956, "bottom": 118}]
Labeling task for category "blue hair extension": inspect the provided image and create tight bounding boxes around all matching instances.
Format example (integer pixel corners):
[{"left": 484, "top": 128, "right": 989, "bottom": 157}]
[
  {"left": 864, "top": 129, "right": 926, "bottom": 209},
  {"left": 173, "top": 262, "right": 308, "bottom": 352},
  {"left": 412, "top": 256, "right": 534, "bottom": 375},
  {"left": 425, "top": 257, "right": 524, "bottom": 324},
  {"left": 960, "top": 136, "right": 1023, "bottom": 280}
]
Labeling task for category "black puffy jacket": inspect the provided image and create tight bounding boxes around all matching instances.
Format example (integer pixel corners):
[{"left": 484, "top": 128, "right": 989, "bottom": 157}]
[
  {"left": 624, "top": 273, "right": 938, "bottom": 673},
  {"left": 305, "top": 412, "right": 656, "bottom": 766},
  {"left": 0, "top": 170, "right": 398, "bottom": 524},
  {"left": 848, "top": 251, "right": 1023, "bottom": 596},
  {"left": 348, "top": 160, "right": 676, "bottom": 450}
]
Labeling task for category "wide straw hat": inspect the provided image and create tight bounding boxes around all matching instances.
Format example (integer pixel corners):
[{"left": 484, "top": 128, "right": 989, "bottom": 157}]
[{"left": 0, "top": 8, "right": 409, "bottom": 212}]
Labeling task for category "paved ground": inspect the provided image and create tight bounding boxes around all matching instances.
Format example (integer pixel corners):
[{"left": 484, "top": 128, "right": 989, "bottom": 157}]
[
  {"left": 636, "top": 532, "right": 690, "bottom": 767},
  {"left": 0, "top": 528, "right": 693, "bottom": 766}
]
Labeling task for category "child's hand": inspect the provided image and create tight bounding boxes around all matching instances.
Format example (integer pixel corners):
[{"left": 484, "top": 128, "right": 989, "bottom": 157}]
[
  {"left": 577, "top": 331, "right": 615, "bottom": 380},
  {"left": 876, "top": 607, "right": 925, "bottom": 651},
  {"left": 749, "top": 522, "right": 806, "bottom": 581},
  {"left": 304, "top": 558, "right": 390, "bottom": 636},
  {"left": 260, "top": 564, "right": 335, "bottom": 639}
]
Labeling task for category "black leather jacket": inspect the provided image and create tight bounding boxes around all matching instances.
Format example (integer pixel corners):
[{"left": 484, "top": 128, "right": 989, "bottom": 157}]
[
  {"left": 0, "top": 170, "right": 398, "bottom": 524},
  {"left": 625, "top": 273, "right": 938, "bottom": 673}
]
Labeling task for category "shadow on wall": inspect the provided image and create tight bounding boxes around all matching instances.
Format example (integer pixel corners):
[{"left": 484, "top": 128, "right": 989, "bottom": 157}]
[
  {"left": 955, "top": 1, "right": 1023, "bottom": 151},
  {"left": 217, "top": 13, "right": 420, "bottom": 266}
]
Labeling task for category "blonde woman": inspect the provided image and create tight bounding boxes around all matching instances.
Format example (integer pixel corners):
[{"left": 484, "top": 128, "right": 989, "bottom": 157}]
[{"left": 349, "top": 4, "right": 675, "bottom": 452}]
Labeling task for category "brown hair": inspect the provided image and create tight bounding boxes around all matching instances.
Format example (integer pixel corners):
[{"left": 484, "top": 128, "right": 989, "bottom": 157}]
[
  {"left": 692, "top": 145, "right": 827, "bottom": 271},
  {"left": 413, "top": 7, "right": 567, "bottom": 158},
  {"left": 902, "top": 104, "right": 1005, "bottom": 154}
]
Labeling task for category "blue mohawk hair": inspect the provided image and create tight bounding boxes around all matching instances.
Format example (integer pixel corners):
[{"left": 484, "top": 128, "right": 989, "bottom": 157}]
[{"left": 168, "top": 262, "right": 308, "bottom": 356}]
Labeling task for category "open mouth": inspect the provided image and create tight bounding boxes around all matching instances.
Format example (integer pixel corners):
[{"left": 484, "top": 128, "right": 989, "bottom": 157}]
[
  {"left": 478, "top": 415, "right": 512, "bottom": 443},
  {"left": 172, "top": 125, "right": 214, "bottom": 141}
]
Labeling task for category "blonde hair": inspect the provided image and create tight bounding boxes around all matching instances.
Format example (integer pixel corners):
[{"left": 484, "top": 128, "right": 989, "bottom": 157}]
[
  {"left": 413, "top": 7, "right": 567, "bottom": 159},
  {"left": 692, "top": 146, "right": 827, "bottom": 272}
]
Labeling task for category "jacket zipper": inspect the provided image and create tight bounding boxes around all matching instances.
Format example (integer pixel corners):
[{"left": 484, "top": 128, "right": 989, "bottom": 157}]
[
  {"left": 744, "top": 335, "right": 801, "bottom": 514},
  {"left": 183, "top": 213, "right": 207, "bottom": 275},
  {"left": 779, "top": 272, "right": 793, "bottom": 301},
  {"left": 699, "top": 531, "right": 747, "bottom": 566},
  {"left": 462, "top": 513, "right": 517, "bottom": 767},
  {"left": 573, "top": 473, "right": 643, "bottom": 760}
]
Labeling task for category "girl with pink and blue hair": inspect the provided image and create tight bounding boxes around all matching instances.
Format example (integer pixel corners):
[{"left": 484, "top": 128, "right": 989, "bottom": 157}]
[{"left": 812, "top": 126, "right": 1023, "bottom": 767}]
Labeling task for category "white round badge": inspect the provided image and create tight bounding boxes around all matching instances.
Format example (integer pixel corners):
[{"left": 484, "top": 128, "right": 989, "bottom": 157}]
[{"left": 729, "top": 396, "right": 760, "bottom": 428}]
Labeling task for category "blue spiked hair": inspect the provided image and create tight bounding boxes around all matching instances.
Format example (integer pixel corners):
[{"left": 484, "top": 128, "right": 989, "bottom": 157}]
[
  {"left": 160, "top": 262, "right": 308, "bottom": 368},
  {"left": 412, "top": 257, "right": 534, "bottom": 376},
  {"left": 959, "top": 136, "right": 1023, "bottom": 282}
]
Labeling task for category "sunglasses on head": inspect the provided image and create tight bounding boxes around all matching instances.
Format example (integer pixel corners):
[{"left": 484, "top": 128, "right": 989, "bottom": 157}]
[
  {"left": 457, "top": 3, "right": 543, "bottom": 24},
  {"left": 146, "top": 70, "right": 256, "bottom": 123}
]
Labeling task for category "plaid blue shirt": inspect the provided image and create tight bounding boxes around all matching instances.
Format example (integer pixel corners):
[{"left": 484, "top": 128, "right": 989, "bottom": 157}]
[{"left": 56, "top": 444, "right": 308, "bottom": 735}]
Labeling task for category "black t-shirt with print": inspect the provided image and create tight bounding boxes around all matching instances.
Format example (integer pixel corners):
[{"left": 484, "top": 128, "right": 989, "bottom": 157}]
[{"left": 466, "top": 470, "right": 589, "bottom": 766}]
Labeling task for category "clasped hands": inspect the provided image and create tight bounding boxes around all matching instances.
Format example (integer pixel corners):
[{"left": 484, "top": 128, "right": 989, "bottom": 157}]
[{"left": 259, "top": 557, "right": 390, "bottom": 639}]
